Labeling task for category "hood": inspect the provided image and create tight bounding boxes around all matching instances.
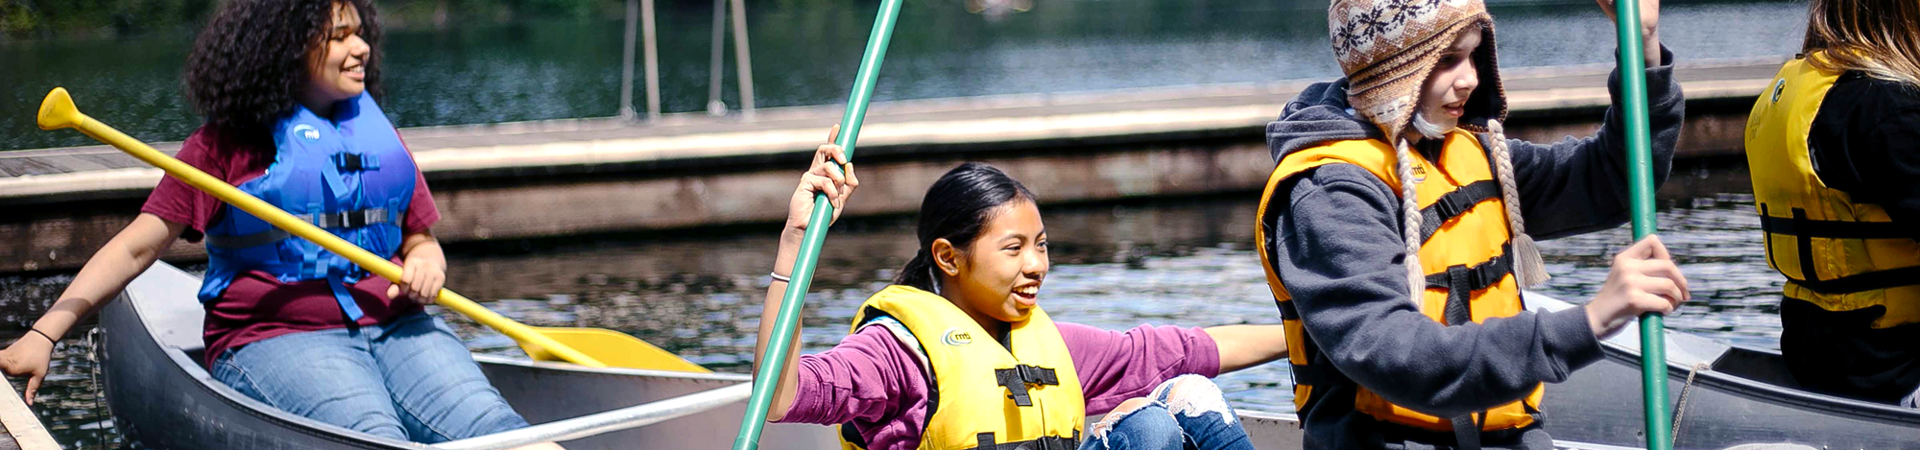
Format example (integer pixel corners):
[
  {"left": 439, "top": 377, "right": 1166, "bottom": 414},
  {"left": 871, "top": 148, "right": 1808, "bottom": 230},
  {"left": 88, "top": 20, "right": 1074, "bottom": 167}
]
[{"left": 1265, "top": 79, "right": 1386, "bottom": 162}]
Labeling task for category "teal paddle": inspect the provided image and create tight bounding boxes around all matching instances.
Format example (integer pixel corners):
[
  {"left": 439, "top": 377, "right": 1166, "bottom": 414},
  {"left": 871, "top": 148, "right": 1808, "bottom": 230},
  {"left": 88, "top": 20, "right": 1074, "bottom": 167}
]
[
  {"left": 730, "top": 0, "right": 905, "bottom": 448},
  {"left": 1610, "top": 1, "right": 1670, "bottom": 449}
]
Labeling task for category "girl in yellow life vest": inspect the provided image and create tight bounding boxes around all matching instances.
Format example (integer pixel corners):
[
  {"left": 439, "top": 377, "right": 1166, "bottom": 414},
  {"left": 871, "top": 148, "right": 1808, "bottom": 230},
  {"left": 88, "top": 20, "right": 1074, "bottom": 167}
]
[
  {"left": 752, "top": 130, "right": 1289, "bottom": 450},
  {"left": 1746, "top": 0, "right": 1920, "bottom": 408},
  {"left": 1258, "top": 0, "right": 1691, "bottom": 448}
]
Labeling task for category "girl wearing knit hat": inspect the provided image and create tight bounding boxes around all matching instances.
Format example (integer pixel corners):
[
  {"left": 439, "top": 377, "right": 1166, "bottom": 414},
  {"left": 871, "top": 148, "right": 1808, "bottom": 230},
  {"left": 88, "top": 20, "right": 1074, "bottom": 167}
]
[{"left": 1255, "top": 0, "right": 1689, "bottom": 448}]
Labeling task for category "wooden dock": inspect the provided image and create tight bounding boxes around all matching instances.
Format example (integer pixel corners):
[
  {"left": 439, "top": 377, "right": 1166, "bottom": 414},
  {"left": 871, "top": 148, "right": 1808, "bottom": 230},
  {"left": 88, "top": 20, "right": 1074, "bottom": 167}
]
[
  {"left": 1, "top": 58, "right": 1784, "bottom": 274},
  {"left": 0, "top": 380, "right": 60, "bottom": 450}
]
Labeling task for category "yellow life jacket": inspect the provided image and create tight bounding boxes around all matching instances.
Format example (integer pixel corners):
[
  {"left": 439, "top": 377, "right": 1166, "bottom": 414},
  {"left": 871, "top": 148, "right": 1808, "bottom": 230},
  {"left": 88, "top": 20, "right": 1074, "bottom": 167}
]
[
  {"left": 1745, "top": 53, "right": 1920, "bottom": 329},
  {"left": 1253, "top": 130, "right": 1543, "bottom": 432},
  {"left": 839, "top": 285, "right": 1084, "bottom": 450}
]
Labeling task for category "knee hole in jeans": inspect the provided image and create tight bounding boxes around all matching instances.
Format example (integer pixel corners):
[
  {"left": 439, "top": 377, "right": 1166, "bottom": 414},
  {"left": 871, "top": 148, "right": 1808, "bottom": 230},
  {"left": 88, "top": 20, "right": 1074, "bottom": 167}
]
[{"left": 1158, "top": 374, "right": 1235, "bottom": 424}]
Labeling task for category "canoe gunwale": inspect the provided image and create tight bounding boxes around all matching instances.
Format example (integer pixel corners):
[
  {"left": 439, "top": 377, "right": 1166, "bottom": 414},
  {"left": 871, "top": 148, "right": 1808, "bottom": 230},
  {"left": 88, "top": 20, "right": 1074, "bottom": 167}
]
[
  {"left": 1594, "top": 340, "right": 1920, "bottom": 427},
  {"left": 470, "top": 354, "right": 752, "bottom": 382},
  {"left": 434, "top": 383, "right": 751, "bottom": 449}
]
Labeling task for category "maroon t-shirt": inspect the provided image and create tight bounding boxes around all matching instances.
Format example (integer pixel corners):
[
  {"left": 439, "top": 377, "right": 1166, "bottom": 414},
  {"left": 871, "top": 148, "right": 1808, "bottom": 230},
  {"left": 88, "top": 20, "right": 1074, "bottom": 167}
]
[{"left": 139, "top": 125, "right": 441, "bottom": 368}]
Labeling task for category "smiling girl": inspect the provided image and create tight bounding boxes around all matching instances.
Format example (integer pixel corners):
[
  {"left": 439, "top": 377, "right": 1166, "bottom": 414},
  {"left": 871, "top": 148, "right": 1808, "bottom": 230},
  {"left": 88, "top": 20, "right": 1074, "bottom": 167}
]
[
  {"left": 753, "top": 134, "right": 1290, "bottom": 450},
  {"left": 0, "top": 0, "right": 554, "bottom": 447}
]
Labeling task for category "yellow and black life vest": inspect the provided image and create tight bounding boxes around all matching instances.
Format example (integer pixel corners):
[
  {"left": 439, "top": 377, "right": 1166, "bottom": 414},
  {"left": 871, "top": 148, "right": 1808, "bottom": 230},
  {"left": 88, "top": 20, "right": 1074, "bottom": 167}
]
[
  {"left": 1746, "top": 53, "right": 1920, "bottom": 329},
  {"left": 1253, "top": 130, "right": 1543, "bottom": 432},
  {"left": 839, "top": 285, "right": 1084, "bottom": 450}
]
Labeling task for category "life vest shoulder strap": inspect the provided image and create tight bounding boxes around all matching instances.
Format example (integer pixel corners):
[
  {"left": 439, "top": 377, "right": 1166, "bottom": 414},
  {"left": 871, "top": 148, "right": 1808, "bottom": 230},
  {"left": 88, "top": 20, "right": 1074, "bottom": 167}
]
[{"left": 1419, "top": 180, "right": 1501, "bottom": 244}]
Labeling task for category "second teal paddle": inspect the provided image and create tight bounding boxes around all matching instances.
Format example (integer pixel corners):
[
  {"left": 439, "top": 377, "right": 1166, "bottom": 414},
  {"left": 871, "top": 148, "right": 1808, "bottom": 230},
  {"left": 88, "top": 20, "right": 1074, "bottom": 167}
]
[
  {"left": 1608, "top": 0, "right": 1672, "bottom": 448},
  {"left": 729, "top": 0, "right": 906, "bottom": 448}
]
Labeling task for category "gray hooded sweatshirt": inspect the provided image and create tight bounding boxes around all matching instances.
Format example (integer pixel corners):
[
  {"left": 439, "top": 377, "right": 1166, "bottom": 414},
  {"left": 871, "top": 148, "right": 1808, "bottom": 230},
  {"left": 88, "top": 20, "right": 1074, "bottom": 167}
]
[{"left": 1263, "top": 47, "right": 1683, "bottom": 449}]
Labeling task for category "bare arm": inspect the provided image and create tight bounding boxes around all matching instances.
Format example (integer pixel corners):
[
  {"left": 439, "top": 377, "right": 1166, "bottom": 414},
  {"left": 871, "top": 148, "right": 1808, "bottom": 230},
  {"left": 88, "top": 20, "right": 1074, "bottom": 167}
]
[
  {"left": 0, "top": 213, "right": 184, "bottom": 402},
  {"left": 757, "top": 126, "right": 857, "bottom": 422},
  {"left": 1203, "top": 324, "right": 1287, "bottom": 374},
  {"left": 758, "top": 227, "right": 809, "bottom": 422}
]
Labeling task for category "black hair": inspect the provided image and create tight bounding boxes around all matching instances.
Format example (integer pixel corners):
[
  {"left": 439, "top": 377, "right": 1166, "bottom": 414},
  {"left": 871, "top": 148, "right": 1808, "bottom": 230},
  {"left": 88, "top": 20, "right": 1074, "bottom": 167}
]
[
  {"left": 184, "top": 0, "right": 383, "bottom": 152},
  {"left": 892, "top": 162, "right": 1040, "bottom": 292}
]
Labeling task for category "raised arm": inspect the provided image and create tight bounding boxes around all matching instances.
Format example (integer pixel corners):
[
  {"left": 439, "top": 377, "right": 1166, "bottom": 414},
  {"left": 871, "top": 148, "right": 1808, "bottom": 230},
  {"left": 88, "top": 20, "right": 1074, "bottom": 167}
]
[{"left": 756, "top": 126, "right": 859, "bottom": 421}]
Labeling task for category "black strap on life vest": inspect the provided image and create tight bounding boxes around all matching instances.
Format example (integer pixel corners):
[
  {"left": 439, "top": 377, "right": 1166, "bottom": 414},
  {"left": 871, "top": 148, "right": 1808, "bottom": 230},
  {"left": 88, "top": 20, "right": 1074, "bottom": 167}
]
[
  {"left": 331, "top": 153, "right": 380, "bottom": 172},
  {"left": 1451, "top": 413, "right": 1483, "bottom": 450},
  {"left": 1434, "top": 243, "right": 1503, "bottom": 450},
  {"left": 1761, "top": 205, "right": 1920, "bottom": 295},
  {"left": 1423, "top": 245, "right": 1515, "bottom": 326},
  {"left": 996, "top": 365, "right": 1059, "bottom": 407},
  {"left": 1759, "top": 209, "right": 1917, "bottom": 240},
  {"left": 1419, "top": 180, "right": 1503, "bottom": 244},
  {"left": 975, "top": 431, "right": 1079, "bottom": 450}
]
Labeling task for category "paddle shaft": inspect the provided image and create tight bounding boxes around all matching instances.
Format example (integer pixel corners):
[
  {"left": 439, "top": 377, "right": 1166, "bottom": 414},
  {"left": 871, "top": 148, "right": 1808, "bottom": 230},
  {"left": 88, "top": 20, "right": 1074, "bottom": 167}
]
[
  {"left": 1612, "top": 1, "right": 1671, "bottom": 448},
  {"left": 56, "top": 110, "right": 610, "bottom": 369},
  {"left": 730, "top": 0, "right": 903, "bottom": 448}
]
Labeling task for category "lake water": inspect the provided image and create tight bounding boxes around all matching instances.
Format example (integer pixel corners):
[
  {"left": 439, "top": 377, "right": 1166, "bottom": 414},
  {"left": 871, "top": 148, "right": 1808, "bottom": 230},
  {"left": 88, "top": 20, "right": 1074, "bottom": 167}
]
[{"left": 2, "top": 0, "right": 1807, "bottom": 151}]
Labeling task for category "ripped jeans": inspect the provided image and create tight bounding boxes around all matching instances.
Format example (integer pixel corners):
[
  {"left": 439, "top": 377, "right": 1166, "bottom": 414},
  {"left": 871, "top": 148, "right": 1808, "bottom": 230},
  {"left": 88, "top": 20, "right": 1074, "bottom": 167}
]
[{"left": 1081, "top": 374, "right": 1254, "bottom": 450}]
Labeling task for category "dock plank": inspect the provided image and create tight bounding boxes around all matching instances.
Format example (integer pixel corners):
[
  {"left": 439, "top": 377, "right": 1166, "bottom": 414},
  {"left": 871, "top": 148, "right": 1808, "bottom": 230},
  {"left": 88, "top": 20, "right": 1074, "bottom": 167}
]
[
  {"left": 0, "top": 380, "right": 59, "bottom": 450},
  {"left": 37, "top": 155, "right": 107, "bottom": 173},
  {"left": 0, "top": 159, "right": 52, "bottom": 178}
]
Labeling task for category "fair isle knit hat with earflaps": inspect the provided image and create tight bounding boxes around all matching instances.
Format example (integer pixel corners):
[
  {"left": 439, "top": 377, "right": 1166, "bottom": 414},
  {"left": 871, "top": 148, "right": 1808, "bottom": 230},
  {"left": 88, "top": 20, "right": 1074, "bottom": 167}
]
[{"left": 1327, "top": 0, "right": 1550, "bottom": 306}]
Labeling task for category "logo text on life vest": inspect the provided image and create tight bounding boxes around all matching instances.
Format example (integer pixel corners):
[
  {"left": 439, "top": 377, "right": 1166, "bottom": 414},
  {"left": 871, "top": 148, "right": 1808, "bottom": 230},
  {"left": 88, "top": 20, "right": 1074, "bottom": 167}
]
[
  {"left": 293, "top": 124, "right": 321, "bottom": 141},
  {"left": 942, "top": 328, "right": 973, "bottom": 346}
]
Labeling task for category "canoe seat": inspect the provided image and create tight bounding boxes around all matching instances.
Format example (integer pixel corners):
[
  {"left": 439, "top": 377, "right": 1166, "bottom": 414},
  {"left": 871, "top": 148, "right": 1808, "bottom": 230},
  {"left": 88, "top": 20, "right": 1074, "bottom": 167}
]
[{"left": 1710, "top": 346, "right": 1805, "bottom": 390}]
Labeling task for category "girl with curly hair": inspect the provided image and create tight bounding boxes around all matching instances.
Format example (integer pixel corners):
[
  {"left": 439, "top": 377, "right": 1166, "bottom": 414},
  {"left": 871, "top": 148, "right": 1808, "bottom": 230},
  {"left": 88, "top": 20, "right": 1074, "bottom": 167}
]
[{"left": 0, "top": 1, "right": 559, "bottom": 447}]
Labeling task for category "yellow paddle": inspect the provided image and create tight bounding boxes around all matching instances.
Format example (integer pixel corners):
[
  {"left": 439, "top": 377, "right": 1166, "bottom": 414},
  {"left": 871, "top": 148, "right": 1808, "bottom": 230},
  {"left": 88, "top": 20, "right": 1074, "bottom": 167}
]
[{"left": 37, "top": 87, "right": 707, "bottom": 373}]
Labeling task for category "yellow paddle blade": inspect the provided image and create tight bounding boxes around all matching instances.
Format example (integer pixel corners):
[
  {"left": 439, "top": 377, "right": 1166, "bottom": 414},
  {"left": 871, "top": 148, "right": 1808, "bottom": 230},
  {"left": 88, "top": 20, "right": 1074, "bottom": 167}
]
[
  {"left": 37, "top": 87, "right": 83, "bottom": 131},
  {"left": 521, "top": 327, "right": 710, "bottom": 373}
]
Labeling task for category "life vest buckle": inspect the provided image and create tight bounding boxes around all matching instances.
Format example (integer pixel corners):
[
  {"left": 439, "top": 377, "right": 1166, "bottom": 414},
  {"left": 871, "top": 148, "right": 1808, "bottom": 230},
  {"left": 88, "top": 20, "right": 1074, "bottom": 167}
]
[
  {"left": 1430, "top": 191, "right": 1472, "bottom": 222},
  {"left": 332, "top": 153, "right": 379, "bottom": 172},
  {"left": 304, "top": 208, "right": 389, "bottom": 229},
  {"left": 995, "top": 364, "right": 1060, "bottom": 407}
]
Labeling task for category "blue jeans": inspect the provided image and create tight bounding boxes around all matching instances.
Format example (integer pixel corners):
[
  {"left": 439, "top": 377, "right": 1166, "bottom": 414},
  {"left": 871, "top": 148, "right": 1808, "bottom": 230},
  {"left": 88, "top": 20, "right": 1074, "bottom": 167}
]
[
  {"left": 210, "top": 312, "right": 530, "bottom": 443},
  {"left": 1081, "top": 375, "right": 1254, "bottom": 450}
]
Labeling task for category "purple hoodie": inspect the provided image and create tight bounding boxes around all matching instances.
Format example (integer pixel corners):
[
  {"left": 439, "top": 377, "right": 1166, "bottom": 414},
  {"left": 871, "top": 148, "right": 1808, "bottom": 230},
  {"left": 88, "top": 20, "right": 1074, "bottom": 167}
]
[{"left": 775, "top": 321, "right": 1221, "bottom": 450}]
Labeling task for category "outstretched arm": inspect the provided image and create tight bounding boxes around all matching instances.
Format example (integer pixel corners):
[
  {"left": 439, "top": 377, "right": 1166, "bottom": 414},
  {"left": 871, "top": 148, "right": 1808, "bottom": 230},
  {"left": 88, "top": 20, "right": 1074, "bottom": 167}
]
[
  {"left": 0, "top": 213, "right": 183, "bottom": 403},
  {"left": 1204, "top": 324, "right": 1287, "bottom": 374}
]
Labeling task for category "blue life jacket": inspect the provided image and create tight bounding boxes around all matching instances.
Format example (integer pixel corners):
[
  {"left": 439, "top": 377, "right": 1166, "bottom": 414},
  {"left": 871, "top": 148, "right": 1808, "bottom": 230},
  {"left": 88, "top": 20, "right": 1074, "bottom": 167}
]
[{"left": 199, "top": 93, "right": 417, "bottom": 321}]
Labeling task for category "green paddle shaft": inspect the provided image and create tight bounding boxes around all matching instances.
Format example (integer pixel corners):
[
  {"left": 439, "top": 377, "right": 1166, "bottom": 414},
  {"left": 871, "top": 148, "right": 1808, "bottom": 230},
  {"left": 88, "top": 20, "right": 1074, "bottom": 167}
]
[
  {"left": 731, "top": 0, "right": 904, "bottom": 448},
  {"left": 1612, "top": 1, "right": 1671, "bottom": 449}
]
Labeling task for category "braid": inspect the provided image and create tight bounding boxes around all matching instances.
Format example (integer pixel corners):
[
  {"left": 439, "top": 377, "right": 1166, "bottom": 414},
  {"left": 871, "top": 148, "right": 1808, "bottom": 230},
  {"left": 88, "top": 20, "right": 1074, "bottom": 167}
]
[
  {"left": 1487, "top": 119, "right": 1550, "bottom": 286},
  {"left": 1394, "top": 138, "right": 1429, "bottom": 309}
]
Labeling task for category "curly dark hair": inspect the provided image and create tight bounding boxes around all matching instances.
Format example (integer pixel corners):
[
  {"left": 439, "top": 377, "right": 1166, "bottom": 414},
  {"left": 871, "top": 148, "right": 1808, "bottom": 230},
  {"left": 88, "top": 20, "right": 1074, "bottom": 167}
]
[{"left": 185, "top": 0, "right": 382, "bottom": 146}]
